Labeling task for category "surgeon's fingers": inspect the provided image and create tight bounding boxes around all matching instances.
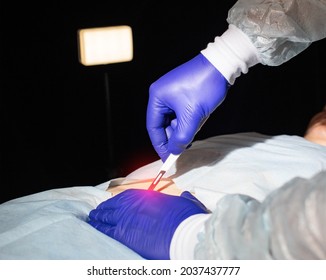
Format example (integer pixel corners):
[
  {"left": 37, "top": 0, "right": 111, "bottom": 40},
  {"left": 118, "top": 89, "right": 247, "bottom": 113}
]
[
  {"left": 147, "top": 126, "right": 170, "bottom": 162},
  {"left": 88, "top": 220, "right": 116, "bottom": 237},
  {"left": 146, "top": 105, "right": 173, "bottom": 161},
  {"left": 180, "top": 191, "right": 209, "bottom": 212},
  {"left": 88, "top": 208, "right": 122, "bottom": 225},
  {"left": 95, "top": 189, "right": 141, "bottom": 210},
  {"left": 95, "top": 196, "right": 123, "bottom": 210},
  {"left": 168, "top": 110, "right": 204, "bottom": 155},
  {"left": 180, "top": 191, "right": 197, "bottom": 200}
]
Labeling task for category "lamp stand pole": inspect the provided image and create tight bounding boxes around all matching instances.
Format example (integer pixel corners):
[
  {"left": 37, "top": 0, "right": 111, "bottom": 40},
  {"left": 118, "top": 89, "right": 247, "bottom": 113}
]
[{"left": 104, "top": 72, "right": 116, "bottom": 178}]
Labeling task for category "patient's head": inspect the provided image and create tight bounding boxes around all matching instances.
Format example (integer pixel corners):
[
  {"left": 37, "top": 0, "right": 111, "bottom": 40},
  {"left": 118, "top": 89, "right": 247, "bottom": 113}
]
[{"left": 304, "top": 105, "right": 326, "bottom": 147}]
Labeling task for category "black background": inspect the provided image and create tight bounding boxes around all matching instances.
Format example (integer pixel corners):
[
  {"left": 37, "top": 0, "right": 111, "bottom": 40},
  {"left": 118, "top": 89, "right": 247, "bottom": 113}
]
[{"left": 2, "top": 0, "right": 326, "bottom": 203}]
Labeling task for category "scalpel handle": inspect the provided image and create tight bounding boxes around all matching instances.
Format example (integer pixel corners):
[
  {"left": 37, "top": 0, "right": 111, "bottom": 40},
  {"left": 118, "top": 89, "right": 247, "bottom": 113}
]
[{"left": 159, "top": 153, "right": 180, "bottom": 173}]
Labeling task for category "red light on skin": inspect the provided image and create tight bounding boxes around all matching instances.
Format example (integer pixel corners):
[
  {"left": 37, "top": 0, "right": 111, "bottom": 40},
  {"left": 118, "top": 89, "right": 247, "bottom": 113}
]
[{"left": 144, "top": 189, "right": 158, "bottom": 197}]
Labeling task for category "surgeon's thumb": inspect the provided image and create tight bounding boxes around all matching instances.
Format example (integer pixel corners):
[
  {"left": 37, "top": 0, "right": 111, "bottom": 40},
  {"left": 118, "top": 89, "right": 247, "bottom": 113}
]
[{"left": 180, "top": 191, "right": 210, "bottom": 213}]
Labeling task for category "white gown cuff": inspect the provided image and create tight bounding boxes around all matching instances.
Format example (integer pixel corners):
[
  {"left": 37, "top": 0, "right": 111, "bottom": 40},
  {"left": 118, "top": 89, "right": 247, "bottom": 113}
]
[
  {"left": 201, "top": 24, "right": 260, "bottom": 85},
  {"left": 170, "top": 213, "right": 211, "bottom": 260}
]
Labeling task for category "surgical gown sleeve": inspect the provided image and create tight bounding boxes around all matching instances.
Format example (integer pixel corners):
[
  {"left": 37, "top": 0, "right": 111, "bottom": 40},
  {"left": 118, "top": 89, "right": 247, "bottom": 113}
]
[
  {"left": 227, "top": 0, "right": 326, "bottom": 66},
  {"left": 194, "top": 171, "right": 326, "bottom": 259},
  {"left": 201, "top": 0, "right": 326, "bottom": 84}
]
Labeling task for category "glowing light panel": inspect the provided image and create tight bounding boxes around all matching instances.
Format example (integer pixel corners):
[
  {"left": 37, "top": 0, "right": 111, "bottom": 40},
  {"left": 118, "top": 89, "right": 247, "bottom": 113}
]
[{"left": 78, "top": 25, "right": 133, "bottom": 66}]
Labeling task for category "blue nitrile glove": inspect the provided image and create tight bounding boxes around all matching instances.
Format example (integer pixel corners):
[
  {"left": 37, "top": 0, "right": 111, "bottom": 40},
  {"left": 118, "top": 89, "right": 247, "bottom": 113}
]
[
  {"left": 146, "top": 53, "right": 229, "bottom": 161},
  {"left": 88, "top": 189, "right": 209, "bottom": 260}
]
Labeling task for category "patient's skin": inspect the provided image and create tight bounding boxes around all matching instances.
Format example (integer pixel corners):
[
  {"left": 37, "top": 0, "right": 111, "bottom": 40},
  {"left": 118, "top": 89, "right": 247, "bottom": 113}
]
[
  {"left": 304, "top": 105, "right": 326, "bottom": 147},
  {"left": 107, "top": 105, "right": 326, "bottom": 196},
  {"left": 106, "top": 178, "right": 182, "bottom": 196}
]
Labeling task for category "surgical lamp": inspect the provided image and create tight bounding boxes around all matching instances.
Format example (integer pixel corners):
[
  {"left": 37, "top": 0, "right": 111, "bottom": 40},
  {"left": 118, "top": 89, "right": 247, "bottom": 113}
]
[{"left": 77, "top": 25, "right": 133, "bottom": 177}]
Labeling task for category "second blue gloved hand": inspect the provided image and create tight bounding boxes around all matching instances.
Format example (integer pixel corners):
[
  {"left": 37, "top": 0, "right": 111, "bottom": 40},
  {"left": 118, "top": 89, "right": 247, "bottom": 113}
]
[
  {"left": 88, "top": 189, "right": 209, "bottom": 260},
  {"left": 147, "top": 53, "right": 229, "bottom": 161}
]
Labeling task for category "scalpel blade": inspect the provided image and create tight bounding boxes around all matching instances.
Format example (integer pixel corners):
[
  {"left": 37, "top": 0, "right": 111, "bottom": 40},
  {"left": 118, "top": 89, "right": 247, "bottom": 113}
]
[{"left": 148, "top": 153, "right": 180, "bottom": 191}]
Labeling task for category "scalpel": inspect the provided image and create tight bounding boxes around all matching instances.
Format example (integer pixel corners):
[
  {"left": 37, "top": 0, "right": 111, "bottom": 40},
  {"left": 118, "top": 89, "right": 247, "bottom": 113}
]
[{"left": 148, "top": 153, "right": 180, "bottom": 191}]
